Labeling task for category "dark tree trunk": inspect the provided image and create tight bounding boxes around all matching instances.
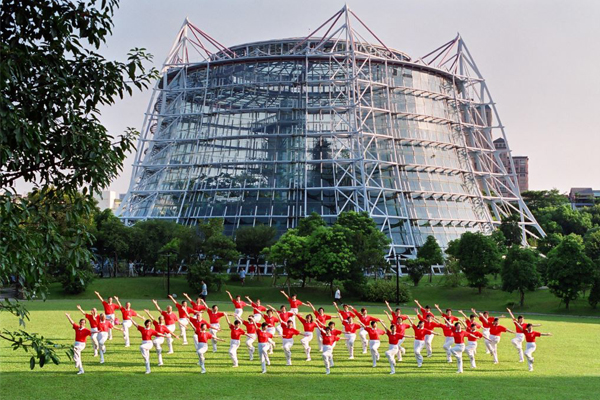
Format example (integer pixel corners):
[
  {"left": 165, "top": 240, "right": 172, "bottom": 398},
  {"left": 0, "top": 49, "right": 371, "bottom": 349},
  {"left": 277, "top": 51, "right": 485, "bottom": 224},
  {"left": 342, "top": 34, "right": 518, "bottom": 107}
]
[
  {"left": 565, "top": 299, "right": 570, "bottom": 310},
  {"left": 478, "top": 286, "right": 482, "bottom": 294},
  {"left": 520, "top": 289, "right": 525, "bottom": 307}
]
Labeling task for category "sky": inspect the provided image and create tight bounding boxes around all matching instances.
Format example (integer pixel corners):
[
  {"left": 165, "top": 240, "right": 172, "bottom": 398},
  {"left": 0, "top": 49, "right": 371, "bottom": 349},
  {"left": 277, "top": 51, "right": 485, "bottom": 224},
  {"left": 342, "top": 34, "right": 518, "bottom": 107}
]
[{"left": 17, "top": 0, "right": 600, "bottom": 194}]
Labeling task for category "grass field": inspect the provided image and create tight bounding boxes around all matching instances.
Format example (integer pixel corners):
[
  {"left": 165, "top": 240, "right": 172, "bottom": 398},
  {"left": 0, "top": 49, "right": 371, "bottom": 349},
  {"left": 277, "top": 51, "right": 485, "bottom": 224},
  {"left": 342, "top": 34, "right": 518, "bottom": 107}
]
[{"left": 1, "top": 278, "right": 599, "bottom": 400}]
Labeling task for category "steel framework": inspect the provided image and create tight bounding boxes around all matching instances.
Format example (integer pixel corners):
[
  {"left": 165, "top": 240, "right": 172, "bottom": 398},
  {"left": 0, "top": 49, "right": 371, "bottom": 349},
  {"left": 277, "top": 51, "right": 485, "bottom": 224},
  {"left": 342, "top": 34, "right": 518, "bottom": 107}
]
[{"left": 118, "top": 6, "right": 544, "bottom": 259}]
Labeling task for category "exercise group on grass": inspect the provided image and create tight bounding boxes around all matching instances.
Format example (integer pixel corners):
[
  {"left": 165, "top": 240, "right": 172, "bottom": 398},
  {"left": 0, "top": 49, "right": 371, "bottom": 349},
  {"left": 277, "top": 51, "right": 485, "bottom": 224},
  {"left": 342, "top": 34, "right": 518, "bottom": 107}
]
[{"left": 64, "top": 290, "right": 552, "bottom": 376}]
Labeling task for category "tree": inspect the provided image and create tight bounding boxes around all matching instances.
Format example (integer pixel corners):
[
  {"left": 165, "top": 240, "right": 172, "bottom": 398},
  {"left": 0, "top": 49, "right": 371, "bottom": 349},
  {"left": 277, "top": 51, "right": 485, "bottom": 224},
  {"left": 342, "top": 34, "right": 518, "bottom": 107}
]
[
  {"left": 589, "top": 273, "right": 600, "bottom": 309},
  {"left": 0, "top": 0, "right": 157, "bottom": 368},
  {"left": 92, "top": 209, "right": 131, "bottom": 277},
  {"left": 535, "top": 205, "right": 593, "bottom": 236},
  {"left": 235, "top": 224, "right": 277, "bottom": 279},
  {"left": 499, "top": 214, "right": 523, "bottom": 247},
  {"left": 584, "top": 229, "right": 600, "bottom": 263},
  {"left": 446, "top": 232, "right": 502, "bottom": 294},
  {"left": 297, "top": 212, "right": 326, "bottom": 237},
  {"left": 521, "top": 189, "right": 568, "bottom": 211},
  {"left": 501, "top": 246, "right": 541, "bottom": 307},
  {"left": 204, "top": 234, "right": 239, "bottom": 274},
  {"left": 266, "top": 229, "right": 312, "bottom": 288},
  {"left": 417, "top": 235, "right": 444, "bottom": 283},
  {"left": 405, "top": 258, "right": 427, "bottom": 287},
  {"left": 546, "top": 234, "right": 595, "bottom": 309}
]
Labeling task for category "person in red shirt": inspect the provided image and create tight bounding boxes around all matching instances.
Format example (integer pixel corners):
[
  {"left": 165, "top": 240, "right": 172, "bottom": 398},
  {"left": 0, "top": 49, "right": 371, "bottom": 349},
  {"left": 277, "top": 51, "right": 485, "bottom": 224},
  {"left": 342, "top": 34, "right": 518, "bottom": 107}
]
[
  {"left": 383, "top": 310, "right": 411, "bottom": 362},
  {"left": 95, "top": 291, "right": 119, "bottom": 340},
  {"left": 280, "top": 319, "right": 301, "bottom": 366},
  {"left": 76, "top": 305, "right": 100, "bottom": 357},
  {"left": 507, "top": 308, "right": 542, "bottom": 363},
  {"left": 192, "top": 321, "right": 223, "bottom": 373},
  {"left": 268, "top": 305, "right": 294, "bottom": 337},
  {"left": 383, "top": 323, "right": 414, "bottom": 374},
  {"left": 262, "top": 309, "right": 279, "bottom": 354},
  {"left": 306, "top": 301, "right": 332, "bottom": 352},
  {"left": 349, "top": 305, "right": 381, "bottom": 355},
  {"left": 256, "top": 322, "right": 278, "bottom": 373},
  {"left": 464, "top": 323, "right": 489, "bottom": 369},
  {"left": 487, "top": 318, "right": 516, "bottom": 364},
  {"left": 224, "top": 314, "right": 245, "bottom": 367},
  {"left": 414, "top": 299, "right": 434, "bottom": 318},
  {"left": 296, "top": 313, "right": 317, "bottom": 361},
  {"left": 333, "top": 302, "right": 353, "bottom": 320},
  {"left": 185, "top": 310, "right": 210, "bottom": 351},
  {"left": 239, "top": 314, "right": 258, "bottom": 360},
  {"left": 144, "top": 310, "right": 179, "bottom": 366},
  {"left": 449, "top": 322, "right": 470, "bottom": 373},
  {"left": 226, "top": 290, "right": 249, "bottom": 319},
  {"left": 317, "top": 326, "right": 342, "bottom": 375},
  {"left": 206, "top": 303, "right": 226, "bottom": 352},
  {"left": 245, "top": 296, "right": 266, "bottom": 323},
  {"left": 435, "top": 304, "right": 459, "bottom": 323},
  {"left": 408, "top": 317, "right": 439, "bottom": 367},
  {"left": 385, "top": 300, "right": 410, "bottom": 325},
  {"left": 152, "top": 298, "right": 178, "bottom": 353},
  {"left": 130, "top": 318, "right": 165, "bottom": 374},
  {"left": 337, "top": 312, "right": 360, "bottom": 359},
  {"left": 357, "top": 319, "right": 386, "bottom": 367},
  {"left": 280, "top": 290, "right": 306, "bottom": 329},
  {"left": 416, "top": 310, "right": 444, "bottom": 358},
  {"left": 166, "top": 294, "right": 195, "bottom": 346},
  {"left": 472, "top": 308, "right": 505, "bottom": 355},
  {"left": 459, "top": 310, "right": 482, "bottom": 331},
  {"left": 66, "top": 313, "right": 91, "bottom": 374},
  {"left": 523, "top": 324, "right": 552, "bottom": 371},
  {"left": 96, "top": 313, "right": 122, "bottom": 364},
  {"left": 439, "top": 318, "right": 458, "bottom": 363},
  {"left": 183, "top": 293, "right": 207, "bottom": 314},
  {"left": 114, "top": 296, "right": 143, "bottom": 347}
]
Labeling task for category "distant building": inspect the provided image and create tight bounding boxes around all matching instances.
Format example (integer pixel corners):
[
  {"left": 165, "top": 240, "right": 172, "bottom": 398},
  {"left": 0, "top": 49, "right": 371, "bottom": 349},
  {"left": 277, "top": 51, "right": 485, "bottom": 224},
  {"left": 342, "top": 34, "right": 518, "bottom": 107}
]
[
  {"left": 569, "top": 187, "right": 600, "bottom": 209},
  {"left": 94, "top": 190, "right": 123, "bottom": 211},
  {"left": 493, "top": 138, "right": 529, "bottom": 194}
]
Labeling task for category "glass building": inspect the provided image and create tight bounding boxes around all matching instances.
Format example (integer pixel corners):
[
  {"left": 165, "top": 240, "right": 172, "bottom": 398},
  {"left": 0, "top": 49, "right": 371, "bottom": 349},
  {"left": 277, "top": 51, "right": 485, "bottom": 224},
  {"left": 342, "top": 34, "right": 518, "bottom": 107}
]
[{"left": 119, "top": 6, "right": 544, "bottom": 259}]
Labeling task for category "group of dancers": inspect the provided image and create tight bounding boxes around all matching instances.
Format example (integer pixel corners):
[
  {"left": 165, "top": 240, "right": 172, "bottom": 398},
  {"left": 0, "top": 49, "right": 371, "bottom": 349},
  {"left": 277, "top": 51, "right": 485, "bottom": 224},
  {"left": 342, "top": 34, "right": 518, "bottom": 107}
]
[{"left": 65, "top": 290, "right": 551, "bottom": 375}]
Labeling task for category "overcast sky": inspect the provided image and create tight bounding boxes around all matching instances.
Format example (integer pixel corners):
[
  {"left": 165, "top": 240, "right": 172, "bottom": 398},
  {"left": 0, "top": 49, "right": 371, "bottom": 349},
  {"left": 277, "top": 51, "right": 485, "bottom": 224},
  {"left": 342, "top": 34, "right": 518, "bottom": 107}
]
[{"left": 19, "top": 0, "right": 600, "bottom": 194}]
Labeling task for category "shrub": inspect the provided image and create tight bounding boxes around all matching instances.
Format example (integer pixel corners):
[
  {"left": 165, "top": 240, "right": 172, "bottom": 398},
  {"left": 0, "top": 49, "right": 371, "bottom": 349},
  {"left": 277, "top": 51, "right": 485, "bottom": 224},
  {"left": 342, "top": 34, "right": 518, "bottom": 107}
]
[
  {"left": 59, "top": 262, "right": 95, "bottom": 294},
  {"left": 589, "top": 275, "right": 600, "bottom": 309},
  {"left": 405, "top": 258, "right": 427, "bottom": 287},
  {"left": 364, "top": 279, "right": 411, "bottom": 303},
  {"left": 187, "top": 260, "right": 225, "bottom": 293},
  {"left": 342, "top": 279, "right": 368, "bottom": 300}
]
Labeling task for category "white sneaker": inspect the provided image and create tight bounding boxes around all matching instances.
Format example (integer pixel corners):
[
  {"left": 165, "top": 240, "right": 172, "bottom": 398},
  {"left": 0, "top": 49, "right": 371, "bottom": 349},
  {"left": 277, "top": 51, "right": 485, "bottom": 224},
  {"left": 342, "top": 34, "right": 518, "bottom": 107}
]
[
  {"left": 183, "top": 342, "right": 188, "bottom": 345},
  {"left": 167, "top": 351, "right": 174, "bottom": 354},
  {"left": 77, "top": 370, "right": 84, "bottom": 375},
  {"left": 145, "top": 370, "right": 151, "bottom": 374},
  {"left": 93, "top": 352, "right": 98, "bottom": 357},
  {"left": 158, "top": 363, "right": 163, "bottom": 366},
  {"left": 390, "top": 371, "right": 395, "bottom": 375},
  {"left": 201, "top": 369, "right": 206, "bottom": 374},
  {"left": 261, "top": 370, "right": 267, "bottom": 374},
  {"left": 325, "top": 368, "right": 330, "bottom": 375},
  {"left": 100, "top": 360, "right": 105, "bottom": 364}
]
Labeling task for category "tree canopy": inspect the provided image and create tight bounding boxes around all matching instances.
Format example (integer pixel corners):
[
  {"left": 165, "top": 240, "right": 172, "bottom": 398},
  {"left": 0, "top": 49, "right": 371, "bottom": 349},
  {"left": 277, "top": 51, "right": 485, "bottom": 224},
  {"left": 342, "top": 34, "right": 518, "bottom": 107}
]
[{"left": 501, "top": 246, "right": 541, "bottom": 306}]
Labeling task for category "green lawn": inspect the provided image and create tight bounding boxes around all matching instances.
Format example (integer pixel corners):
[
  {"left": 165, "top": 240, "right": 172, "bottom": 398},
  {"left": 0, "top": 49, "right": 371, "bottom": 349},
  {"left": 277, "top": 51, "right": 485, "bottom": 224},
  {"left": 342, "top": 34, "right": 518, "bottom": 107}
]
[{"left": 1, "top": 292, "right": 599, "bottom": 399}]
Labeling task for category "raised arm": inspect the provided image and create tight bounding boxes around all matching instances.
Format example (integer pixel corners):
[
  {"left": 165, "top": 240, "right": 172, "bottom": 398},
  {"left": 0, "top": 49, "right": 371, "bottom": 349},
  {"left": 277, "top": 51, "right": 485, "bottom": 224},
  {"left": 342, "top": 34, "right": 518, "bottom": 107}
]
[
  {"left": 65, "top": 313, "right": 75, "bottom": 325},
  {"left": 280, "top": 290, "right": 290, "bottom": 300},
  {"left": 506, "top": 308, "right": 517, "bottom": 321},
  {"left": 383, "top": 310, "right": 393, "bottom": 323},
  {"left": 333, "top": 302, "right": 341, "bottom": 313},
  {"left": 113, "top": 296, "right": 123, "bottom": 308},
  {"left": 434, "top": 304, "right": 444, "bottom": 315},
  {"left": 225, "top": 290, "right": 234, "bottom": 301},
  {"left": 458, "top": 310, "right": 469, "bottom": 319},
  {"left": 384, "top": 300, "right": 393, "bottom": 314},
  {"left": 245, "top": 296, "right": 254, "bottom": 304},
  {"left": 224, "top": 313, "right": 232, "bottom": 325},
  {"left": 76, "top": 305, "right": 86, "bottom": 316},
  {"left": 306, "top": 301, "right": 317, "bottom": 312},
  {"left": 131, "top": 319, "right": 140, "bottom": 328},
  {"left": 94, "top": 291, "right": 104, "bottom": 302},
  {"left": 414, "top": 299, "right": 423, "bottom": 309},
  {"left": 168, "top": 295, "right": 178, "bottom": 305},
  {"left": 152, "top": 299, "right": 162, "bottom": 313}
]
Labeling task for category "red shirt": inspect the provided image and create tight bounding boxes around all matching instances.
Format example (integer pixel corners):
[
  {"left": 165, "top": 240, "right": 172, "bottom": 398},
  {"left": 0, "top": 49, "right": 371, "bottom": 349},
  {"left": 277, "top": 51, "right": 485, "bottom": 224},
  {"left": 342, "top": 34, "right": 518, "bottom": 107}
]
[
  {"left": 232, "top": 300, "right": 248, "bottom": 309},
  {"left": 467, "top": 330, "right": 483, "bottom": 342},
  {"left": 394, "top": 323, "right": 411, "bottom": 338},
  {"left": 490, "top": 325, "right": 508, "bottom": 336},
  {"left": 197, "top": 331, "right": 213, "bottom": 343},
  {"left": 257, "top": 330, "right": 273, "bottom": 343},
  {"left": 229, "top": 324, "right": 245, "bottom": 340},
  {"left": 420, "top": 307, "right": 434, "bottom": 318},
  {"left": 479, "top": 316, "right": 494, "bottom": 329},
  {"left": 513, "top": 321, "right": 527, "bottom": 334},
  {"left": 73, "top": 324, "right": 92, "bottom": 342},
  {"left": 453, "top": 330, "right": 469, "bottom": 344},
  {"left": 288, "top": 299, "right": 303, "bottom": 308},
  {"left": 137, "top": 326, "right": 160, "bottom": 341},
  {"left": 281, "top": 326, "right": 301, "bottom": 339},
  {"left": 162, "top": 310, "right": 178, "bottom": 325},
  {"left": 524, "top": 331, "right": 541, "bottom": 343},
  {"left": 175, "top": 304, "right": 194, "bottom": 319},
  {"left": 243, "top": 321, "right": 257, "bottom": 334},
  {"left": 338, "top": 310, "right": 353, "bottom": 320},
  {"left": 251, "top": 302, "right": 266, "bottom": 315},
  {"left": 97, "top": 320, "right": 114, "bottom": 332},
  {"left": 365, "top": 327, "right": 385, "bottom": 340},
  {"left": 465, "top": 319, "right": 482, "bottom": 329},
  {"left": 412, "top": 326, "right": 433, "bottom": 341},
  {"left": 442, "top": 313, "right": 459, "bottom": 323},
  {"left": 386, "top": 331, "right": 405, "bottom": 345},
  {"left": 190, "top": 318, "right": 210, "bottom": 333},
  {"left": 352, "top": 310, "right": 380, "bottom": 326},
  {"left": 278, "top": 311, "right": 294, "bottom": 323},
  {"left": 314, "top": 311, "right": 332, "bottom": 324},
  {"left": 263, "top": 314, "right": 279, "bottom": 327},
  {"left": 342, "top": 321, "right": 361, "bottom": 334},
  {"left": 102, "top": 301, "right": 119, "bottom": 315},
  {"left": 330, "top": 328, "right": 342, "bottom": 336},
  {"left": 191, "top": 301, "right": 207, "bottom": 312},
  {"left": 85, "top": 314, "right": 99, "bottom": 329},
  {"left": 392, "top": 313, "right": 409, "bottom": 324},
  {"left": 207, "top": 310, "right": 225, "bottom": 324},
  {"left": 120, "top": 307, "right": 137, "bottom": 321},
  {"left": 297, "top": 315, "right": 317, "bottom": 332},
  {"left": 152, "top": 321, "right": 171, "bottom": 335},
  {"left": 418, "top": 316, "right": 442, "bottom": 332},
  {"left": 321, "top": 334, "right": 340, "bottom": 346},
  {"left": 440, "top": 324, "right": 455, "bottom": 337}
]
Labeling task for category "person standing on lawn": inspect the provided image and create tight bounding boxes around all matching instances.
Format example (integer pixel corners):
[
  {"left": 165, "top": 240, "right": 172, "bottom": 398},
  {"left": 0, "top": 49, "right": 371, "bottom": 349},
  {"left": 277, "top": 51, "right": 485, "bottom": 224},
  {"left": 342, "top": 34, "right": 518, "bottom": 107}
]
[
  {"left": 350, "top": 305, "right": 381, "bottom": 354},
  {"left": 416, "top": 310, "right": 444, "bottom": 358},
  {"left": 487, "top": 318, "right": 516, "bottom": 364},
  {"left": 226, "top": 290, "right": 249, "bottom": 319},
  {"left": 94, "top": 291, "right": 119, "bottom": 340},
  {"left": 334, "top": 287, "right": 341, "bottom": 302},
  {"left": 307, "top": 301, "right": 333, "bottom": 351},
  {"left": 129, "top": 318, "right": 165, "bottom": 374},
  {"left": 65, "top": 313, "right": 91, "bottom": 375},
  {"left": 280, "top": 291, "right": 307, "bottom": 329},
  {"left": 471, "top": 308, "right": 506, "bottom": 354},
  {"left": 356, "top": 319, "right": 386, "bottom": 367},
  {"left": 75, "top": 305, "right": 100, "bottom": 357},
  {"left": 245, "top": 296, "right": 267, "bottom": 323},
  {"left": 200, "top": 281, "right": 208, "bottom": 301},
  {"left": 166, "top": 294, "right": 194, "bottom": 346},
  {"left": 113, "top": 296, "right": 144, "bottom": 347},
  {"left": 144, "top": 310, "right": 179, "bottom": 366},
  {"left": 383, "top": 310, "right": 411, "bottom": 362},
  {"left": 280, "top": 319, "right": 302, "bottom": 366},
  {"left": 151, "top": 299, "right": 178, "bottom": 353},
  {"left": 239, "top": 268, "right": 246, "bottom": 286},
  {"left": 523, "top": 324, "right": 552, "bottom": 371},
  {"left": 262, "top": 309, "right": 280, "bottom": 353},
  {"left": 317, "top": 325, "right": 343, "bottom": 375},
  {"left": 192, "top": 321, "right": 224, "bottom": 373},
  {"left": 96, "top": 313, "right": 122, "bottom": 364},
  {"left": 256, "top": 322, "right": 278, "bottom": 374},
  {"left": 206, "top": 303, "right": 226, "bottom": 352},
  {"left": 224, "top": 314, "right": 245, "bottom": 367},
  {"left": 295, "top": 312, "right": 318, "bottom": 361},
  {"left": 383, "top": 323, "right": 414, "bottom": 374},
  {"left": 464, "top": 323, "right": 489, "bottom": 369},
  {"left": 407, "top": 317, "right": 439, "bottom": 367},
  {"left": 239, "top": 314, "right": 258, "bottom": 360},
  {"left": 507, "top": 308, "right": 542, "bottom": 363}
]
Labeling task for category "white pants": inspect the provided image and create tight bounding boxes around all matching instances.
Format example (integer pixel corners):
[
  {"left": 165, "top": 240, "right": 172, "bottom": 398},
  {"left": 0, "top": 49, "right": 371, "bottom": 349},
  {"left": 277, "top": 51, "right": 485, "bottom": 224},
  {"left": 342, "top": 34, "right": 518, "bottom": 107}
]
[
  {"left": 197, "top": 342, "right": 208, "bottom": 372},
  {"left": 489, "top": 335, "right": 501, "bottom": 363},
  {"left": 322, "top": 344, "right": 334, "bottom": 373},
  {"left": 344, "top": 333, "right": 356, "bottom": 358},
  {"left": 414, "top": 340, "right": 425, "bottom": 367},
  {"left": 266, "top": 327, "right": 276, "bottom": 352},
  {"left": 90, "top": 328, "right": 99, "bottom": 356},
  {"left": 246, "top": 333, "right": 257, "bottom": 360},
  {"left": 451, "top": 343, "right": 466, "bottom": 373},
  {"left": 152, "top": 337, "right": 164, "bottom": 365},
  {"left": 315, "top": 327, "right": 324, "bottom": 351},
  {"left": 512, "top": 333, "right": 525, "bottom": 362},
  {"left": 442, "top": 336, "right": 454, "bottom": 362},
  {"left": 424, "top": 334, "right": 434, "bottom": 356},
  {"left": 482, "top": 328, "right": 492, "bottom": 353},
  {"left": 229, "top": 339, "right": 240, "bottom": 367},
  {"left": 122, "top": 320, "right": 132, "bottom": 346},
  {"left": 385, "top": 344, "right": 399, "bottom": 373},
  {"left": 97, "top": 332, "right": 109, "bottom": 363},
  {"left": 178, "top": 318, "right": 189, "bottom": 344},
  {"left": 290, "top": 308, "right": 299, "bottom": 329},
  {"left": 369, "top": 340, "right": 381, "bottom": 366},
  {"left": 275, "top": 324, "right": 283, "bottom": 336},
  {"left": 234, "top": 308, "right": 243, "bottom": 319},
  {"left": 210, "top": 323, "right": 220, "bottom": 351},
  {"left": 105, "top": 314, "right": 115, "bottom": 339},
  {"left": 258, "top": 343, "right": 270, "bottom": 373},
  {"left": 282, "top": 338, "right": 294, "bottom": 365},
  {"left": 466, "top": 341, "right": 478, "bottom": 368},
  {"left": 358, "top": 328, "right": 369, "bottom": 353},
  {"left": 73, "top": 342, "right": 86, "bottom": 372},
  {"left": 396, "top": 337, "right": 406, "bottom": 361},
  {"left": 300, "top": 332, "right": 313, "bottom": 360},
  {"left": 525, "top": 342, "right": 537, "bottom": 371},
  {"left": 140, "top": 340, "right": 153, "bottom": 373},
  {"left": 253, "top": 313, "right": 263, "bottom": 323},
  {"left": 166, "top": 324, "right": 176, "bottom": 353}
]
